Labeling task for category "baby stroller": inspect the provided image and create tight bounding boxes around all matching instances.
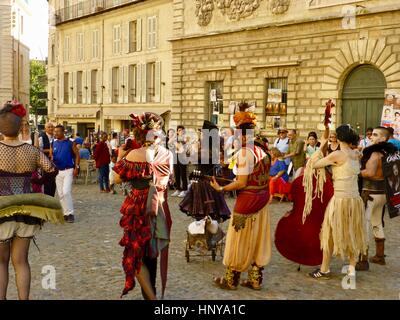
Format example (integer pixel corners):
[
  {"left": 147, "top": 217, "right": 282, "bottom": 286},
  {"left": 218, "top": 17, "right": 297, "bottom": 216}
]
[
  {"left": 179, "top": 171, "right": 231, "bottom": 262},
  {"left": 185, "top": 216, "right": 225, "bottom": 262}
]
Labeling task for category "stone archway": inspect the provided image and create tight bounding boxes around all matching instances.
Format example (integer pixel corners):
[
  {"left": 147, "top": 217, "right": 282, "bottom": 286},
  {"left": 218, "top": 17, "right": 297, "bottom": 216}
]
[{"left": 319, "top": 38, "right": 400, "bottom": 129}]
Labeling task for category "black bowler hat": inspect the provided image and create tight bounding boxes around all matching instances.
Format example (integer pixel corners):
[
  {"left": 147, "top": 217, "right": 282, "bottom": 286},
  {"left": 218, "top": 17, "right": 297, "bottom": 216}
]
[{"left": 202, "top": 120, "right": 218, "bottom": 130}]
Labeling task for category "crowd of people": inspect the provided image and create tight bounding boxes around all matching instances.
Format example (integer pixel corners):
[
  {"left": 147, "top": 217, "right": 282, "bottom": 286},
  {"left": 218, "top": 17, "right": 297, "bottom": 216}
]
[{"left": 0, "top": 99, "right": 399, "bottom": 300}]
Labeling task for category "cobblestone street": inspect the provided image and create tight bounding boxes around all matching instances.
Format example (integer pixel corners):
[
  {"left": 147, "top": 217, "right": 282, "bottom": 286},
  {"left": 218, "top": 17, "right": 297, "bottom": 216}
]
[{"left": 6, "top": 183, "right": 400, "bottom": 300}]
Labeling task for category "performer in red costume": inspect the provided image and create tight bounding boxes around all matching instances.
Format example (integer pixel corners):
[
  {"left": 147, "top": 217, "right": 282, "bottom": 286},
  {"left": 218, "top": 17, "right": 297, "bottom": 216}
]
[
  {"left": 210, "top": 102, "right": 271, "bottom": 290},
  {"left": 113, "top": 112, "right": 173, "bottom": 299}
]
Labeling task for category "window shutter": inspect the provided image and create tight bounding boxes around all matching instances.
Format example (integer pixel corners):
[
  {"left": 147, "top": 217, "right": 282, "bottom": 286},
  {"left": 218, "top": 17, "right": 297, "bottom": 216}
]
[
  {"left": 109, "top": 68, "right": 113, "bottom": 104},
  {"left": 60, "top": 73, "right": 64, "bottom": 104},
  {"left": 147, "top": 17, "right": 151, "bottom": 49},
  {"left": 68, "top": 72, "right": 73, "bottom": 104},
  {"left": 97, "top": 70, "right": 102, "bottom": 104},
  {"left": 154, "top": 61, "right": 161, "bottom": 103},
  {"left": 153, "top": 16, "right": 158, "bottom": 49},
  {"left": 82, "top": 71, "right": 87, "bottom": 104},
  {"left": 118, "top": 67, "right": 124, "bottom": 104},
  {"left": 136, "top": 64, "right": 142, "bottom": 103},
  {"left": 72, "top": 72, "right": 77, "bottom": 104},
  {"left": 136, "top": 18, "right": 142, "bottom": 51},
  {"left": 141, "top": 63, "right": 147, "bottom": 103},
  {"left": 124, "top": 22, "right": 130, "bottom": 53},
  {"left": 87, "top": 70, "right": 91, "bottom": 104},
  {"left": 123, "top": 66, "right": 129, "bottom": 103}
]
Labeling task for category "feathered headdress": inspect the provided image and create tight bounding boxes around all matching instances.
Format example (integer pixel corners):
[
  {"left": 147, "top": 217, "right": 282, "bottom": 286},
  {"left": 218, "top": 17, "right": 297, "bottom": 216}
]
[
  {"left": 0, "top": 100, "right": 26, "bottom": 118},
  {"left": 233, "top": 101, "right": 257, "bottom": 127},
  {"left": 129, "top": 112, "right": 164, "bottom": 133}
]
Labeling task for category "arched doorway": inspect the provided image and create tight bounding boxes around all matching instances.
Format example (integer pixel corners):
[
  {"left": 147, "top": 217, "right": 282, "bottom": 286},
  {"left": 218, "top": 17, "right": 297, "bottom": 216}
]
[{"left": 342, "top": 65, "right": 386, "bottom": 134}]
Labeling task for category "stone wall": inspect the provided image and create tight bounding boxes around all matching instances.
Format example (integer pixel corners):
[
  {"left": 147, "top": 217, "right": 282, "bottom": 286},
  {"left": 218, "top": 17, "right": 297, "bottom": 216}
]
[{"left": 171, "top": 8, "right": 400, "bottom": 138}]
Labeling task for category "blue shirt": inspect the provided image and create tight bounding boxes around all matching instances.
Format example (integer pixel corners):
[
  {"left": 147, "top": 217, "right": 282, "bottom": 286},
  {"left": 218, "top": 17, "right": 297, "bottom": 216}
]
[
  {"left": 79, "top": 148, "right": 91, "bottom": 160},
  {"left": 269, "top": 159, "right": 289, "bottom": 182},
  {"left": 389, "top": 138, "right": 400, "bottom": 151},
  {"left": 53, "top": 139, "right": 75, "bottom": 170},
  {"left": 74, "top": 137, "right": 84, "bottom": 145}
]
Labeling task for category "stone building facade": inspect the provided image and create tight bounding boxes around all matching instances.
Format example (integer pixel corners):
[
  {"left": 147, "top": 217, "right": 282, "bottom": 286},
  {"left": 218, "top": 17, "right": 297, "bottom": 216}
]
[
  {"left": 48, "top": 0, "right": 173, "bottom": 137},
  {"left": 0, "top": 0, "right": 30, "bottom": 109},
  {"left": 170, "top": 0, "right": 400, "bottom": 138}
]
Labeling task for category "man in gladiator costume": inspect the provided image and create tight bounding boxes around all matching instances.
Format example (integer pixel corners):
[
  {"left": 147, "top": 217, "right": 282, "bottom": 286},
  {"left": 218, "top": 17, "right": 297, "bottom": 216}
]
[{"left": 357, "top": 126, "right": 395, "bottom": 270}]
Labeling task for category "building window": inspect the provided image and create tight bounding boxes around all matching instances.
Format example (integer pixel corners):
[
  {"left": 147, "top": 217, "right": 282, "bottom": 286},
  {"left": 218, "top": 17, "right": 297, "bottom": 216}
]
[
  {"left": 128, "top": 65, "right": 137, "bottom": 103},
  {"left": 77, "top": 71, "right": 83, "bottom": 103},
  {"left": 20, "top": 15, "right": 23, "bottom": 34},
  {"left": 64, "top": 72, "right": 69, "bottom": 103},
  {"left": 92, "top": 29, "right": 99, "bottom": 59},
  {"left": 113, "top": 25, "right": 121, "bottom": 54},
  {"left": 207, "top": 81, "right": 223, "bottom": 125},
  {"left": 50, "top": 87, "right": 55, "bottom": 113},
  {"left": 91, "top": 69, "right": 98, "bottom": 103},
  {"left": 64, "top": 36, "right": 70, "bottom": 62},
  {"left": 77, "top": 33, "right": 84, "bottom": 61},
  {"left": 146, "top": 62, "right": 156, "bottom": 102},
  {"left": 113, "top": 0, "right": 121, "bottom": 6},
  {"left": 147, "top": 16, "right": 157, "bottom": 49},
  {"left": 129, "top": 21, "right": 137, "bottom": 53},
  {"left": 112, "top": 67, "right": 119, "bottom": 103},
  {"left": 265, "top": 77, "right": 288, "bottom": 116}
]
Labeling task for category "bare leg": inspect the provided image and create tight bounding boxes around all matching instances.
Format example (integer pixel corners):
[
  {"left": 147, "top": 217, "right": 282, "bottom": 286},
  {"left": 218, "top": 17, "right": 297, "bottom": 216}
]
[
  {"left": 136, "top": 264, "right": 157, "bottom": 300},
  {"left": 0, "top": 242, "right": 11, "bottom": 300},
  {"left": 11, "top": 237, "right": 31, "bottom": 300}
]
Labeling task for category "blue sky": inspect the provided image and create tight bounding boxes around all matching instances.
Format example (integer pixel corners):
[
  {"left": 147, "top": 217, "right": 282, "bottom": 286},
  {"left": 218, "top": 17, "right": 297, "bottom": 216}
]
[{"left": 29, "top": 0, "right": 49, "bottom": 59}]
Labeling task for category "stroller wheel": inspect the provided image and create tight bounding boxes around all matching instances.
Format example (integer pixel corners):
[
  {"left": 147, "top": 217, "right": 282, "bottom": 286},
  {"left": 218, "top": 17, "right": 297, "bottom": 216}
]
[
  {"left": 185, "top": 249, "right": 190, "bottom": 263},
  {"left": 212, "top": 249, "right": 216, "bottom": 261}
]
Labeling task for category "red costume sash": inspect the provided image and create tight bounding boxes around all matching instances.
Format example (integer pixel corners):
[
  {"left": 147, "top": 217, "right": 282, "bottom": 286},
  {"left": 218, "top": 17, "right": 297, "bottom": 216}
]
[{"left": 234, "top": 189, "right": 269, "bottom": 214}]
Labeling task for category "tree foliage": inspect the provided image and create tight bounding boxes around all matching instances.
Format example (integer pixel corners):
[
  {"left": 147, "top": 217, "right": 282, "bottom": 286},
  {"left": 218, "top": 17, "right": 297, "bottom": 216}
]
[{"left": 29, "top": 60, "right": 46, "bottom": 115}]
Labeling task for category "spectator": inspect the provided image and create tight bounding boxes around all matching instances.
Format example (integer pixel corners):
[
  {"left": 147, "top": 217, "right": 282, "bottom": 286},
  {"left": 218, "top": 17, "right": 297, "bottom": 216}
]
[
  {"left": 53, "top": 125, "right": 80, "bottom": 223},
  {"left": 328, "top": 132, "right": 340, "bottom": 154},
  {"left": 273, "top": 129, "right": 290, "bottom": 165},
  {"left": 387, "top": 127, "right": 400, "bottom": 150},
  {"left": 109, "top": 154, "right": 118, "bottom": 194},
  {"left": 93, "top": 132, "right": 111, "bottom": 193},
  {"left": 74, "top": 133, "right": 84, "bottom": 145},
  {"left": 304, "top": 131, "right": 320, "bottom": 160},
  {"left": 110, "top": 132, "right": 119, "bottom": 155},
  {"left": 171, "top": 125, "right": 189, "bottom": 198},
  {"left": 269, "top": 147, "right": 291, "bottom": 203},
  {"left": 358, "top": 127, "right": 373, "bottom": 150},
  {"left": 284, "top": 129, "right": 305, "bottom": 177},
  {"left": 78, "top": 144, "right": 91, "bottom": 160}
]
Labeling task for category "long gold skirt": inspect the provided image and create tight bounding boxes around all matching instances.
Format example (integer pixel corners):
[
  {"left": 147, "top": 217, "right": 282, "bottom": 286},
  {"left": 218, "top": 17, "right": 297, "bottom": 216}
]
[
  {"left": 223, "top": 204, "right": 271, "bottom": 272},
  {"left": 320, "top": 195, "right": 367, "bottom": 260}
]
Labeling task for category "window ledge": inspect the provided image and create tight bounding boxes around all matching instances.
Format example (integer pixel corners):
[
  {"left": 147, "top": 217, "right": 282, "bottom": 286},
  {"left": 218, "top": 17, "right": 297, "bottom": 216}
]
[
  {"left": 251, "top": 61, "right": 301, "bottom": 69},
  {"left": 196, "top": 65, "right": 236, "bottom": 73}
]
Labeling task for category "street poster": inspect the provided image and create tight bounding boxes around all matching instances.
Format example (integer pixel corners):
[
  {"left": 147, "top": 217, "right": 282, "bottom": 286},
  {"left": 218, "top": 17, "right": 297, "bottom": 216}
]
[
  {"left": 383, "top": 151, "right": 400, "bottom": 218},
  {"left": 381, "top": 89, "right": 400, "bottom": 138}
]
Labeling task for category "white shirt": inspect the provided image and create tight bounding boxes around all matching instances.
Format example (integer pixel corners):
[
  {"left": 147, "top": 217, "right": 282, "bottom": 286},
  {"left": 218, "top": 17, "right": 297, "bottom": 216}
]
[
  {"left": 110, "top": 138, "right": 119, "bottom": 150},
  {"left": 359, "top": 137, "right": 372, "bottom": 149},
  {"left": 274, "top": 137, "right": 290, "bottom": 165}
]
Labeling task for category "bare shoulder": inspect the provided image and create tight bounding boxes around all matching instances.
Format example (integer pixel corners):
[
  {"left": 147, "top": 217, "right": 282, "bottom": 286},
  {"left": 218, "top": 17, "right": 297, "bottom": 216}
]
[{"left": 126, "top": 147, "right": 147, "bottom": 162}]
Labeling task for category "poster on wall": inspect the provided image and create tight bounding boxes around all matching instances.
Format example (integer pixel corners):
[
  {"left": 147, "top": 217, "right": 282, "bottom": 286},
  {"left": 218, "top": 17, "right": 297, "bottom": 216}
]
[
  {"left": 383, "top": 152, "right": 400, "bottom": 218},
  {"left": 229, "top": 101, "right": 237, "bottom": 114},
  {"left": 381, "top": 90, "right": 400, "bottom": 137},
  {"left": 267, "top": 89, "right": 282, "bottom": 103},
  {"left": 273, "top": 116, "right": 281, "bottom": 129}
]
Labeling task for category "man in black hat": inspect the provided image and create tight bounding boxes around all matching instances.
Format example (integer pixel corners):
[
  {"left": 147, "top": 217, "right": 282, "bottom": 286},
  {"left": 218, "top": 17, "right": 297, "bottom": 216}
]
[{"left": 198, "top": 120, "right": 222, "bottom": 176}]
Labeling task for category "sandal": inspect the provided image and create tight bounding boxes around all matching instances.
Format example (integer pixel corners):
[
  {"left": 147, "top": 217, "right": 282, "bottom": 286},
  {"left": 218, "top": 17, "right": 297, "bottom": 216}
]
[{"left": 308, "top": 268, "right": 331, "bottom": 279}]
